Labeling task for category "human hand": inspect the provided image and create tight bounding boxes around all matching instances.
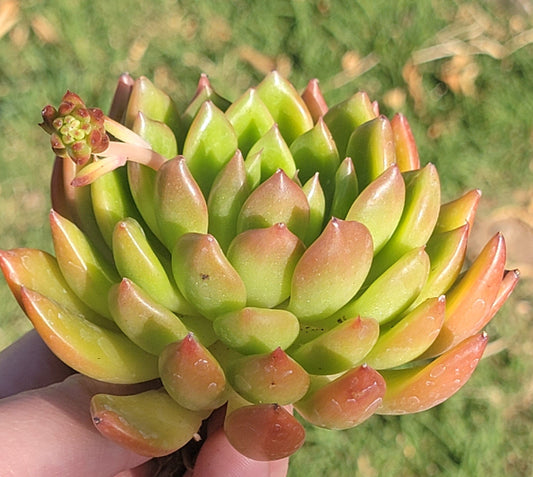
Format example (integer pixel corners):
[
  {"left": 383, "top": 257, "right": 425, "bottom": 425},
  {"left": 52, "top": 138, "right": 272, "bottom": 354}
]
[{"left": 0, "top": 330, "right": 289, "bottom": 476}]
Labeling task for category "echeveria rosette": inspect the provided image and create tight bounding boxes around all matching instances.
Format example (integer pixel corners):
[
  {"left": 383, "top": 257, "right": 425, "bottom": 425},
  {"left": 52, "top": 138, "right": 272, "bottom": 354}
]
[{"left": 0, "top": 71, "right": 519, "bottom": 464}]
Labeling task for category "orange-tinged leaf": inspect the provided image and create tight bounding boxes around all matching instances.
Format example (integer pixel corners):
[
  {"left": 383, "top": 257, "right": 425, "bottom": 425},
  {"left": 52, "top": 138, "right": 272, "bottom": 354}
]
[
  {"left": 227, "top": 347, "right": 310, "bottom": 405},
  {"left": 378, "top": 332, "right": 488, "bottom": 415},
  {"left": 301, "top": 78, "right": 328, "bottom": 122},
  {"left": 91, "top": 388, "right": 206, "bottom": 457},
  {"left": 159, "top": 334, "right": 227, "bottom": 411},
  {"left": 422, "top": 233, "right": 506, "bottom": 358},
  {"left": 224, "top": 403, "right": 305, "bottom": 461},
  {"left": 488, "top": 268, "right": 520, "bottom": 319},
  {"left": 295, "top": 365, "right": 386, "bottom": 429},
  {"left": 0, "top": 248, "right": 112, "bottom": 328},
  {"left": 391, "top": 113, "right": 420, "bottom": 172}
]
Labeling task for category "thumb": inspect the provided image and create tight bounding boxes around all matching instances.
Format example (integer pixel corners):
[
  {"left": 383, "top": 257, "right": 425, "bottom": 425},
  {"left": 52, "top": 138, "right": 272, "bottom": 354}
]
[{"left": 0, "top": 374, "right": 152, "bottom": 477}]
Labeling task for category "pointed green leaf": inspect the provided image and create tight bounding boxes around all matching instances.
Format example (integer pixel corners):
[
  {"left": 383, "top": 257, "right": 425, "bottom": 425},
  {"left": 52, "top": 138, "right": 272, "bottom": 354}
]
[
  {"left": 333, "top": 247, "right": 430, "bottom": 325},
  {"left": 172, "top": 233, "right": 246, "bottom": 320},
  {"left": 108, "top": 278, "right": 190, "bottom": 355},
  {"left": 0, "top": 248, "right": 113, "bottom": 329},
  {"left": 345, "top": 115, "right": 396, "bottom": 191},
  {"left": 365, "top": 296, "right": 446, "bottom": 369},
  {"left": 345, "top": 164, "right": 405, "bottom": 253},
  {"left": 225, "top": 87, "right": 275, "bottom": 156},
  {"left": 369, "top": 163, "right": 441, "bottom": 279},
  {"left": 329, "top": 157, "right": 358, "bottom": 219},
  {"left": 154, "top": 156, "right": 208, "bottom": 251},
  {"left": 301, "top": 173, "right": 326, "bottom": 245},
  {"left": 21, "top": 287, "right": 158, "bottom": 383},
  {"left": 124, "top": 76, "right": 181, "bottom": 137},
  {"left": 182, "top": 101, "right": 238, "bottom": 195},
  {"left": 227, "top": 348, "right": 310, "bottom": 405},
  {"left": 227, "top": 223, "right": 305, "bottom": 308},
  {"left": 289, "top": 218, "right": 373, "bottom": 321},
  {"left": 246, "top": 124, "right": 297, "bottom": 181},
  {"left": 213, "top": 307, "right": 300, "bottom": 354},
  {"left": 237, "top": 169, "right": 310, "bottom": 241},
  {"left": 207, "top": 150, "right": 251, "bottom": 251},
  {"left": 323, "top": 91, "right": 376, "bottom": 158},
  {"left": 289, "top": 117, "right": 340, "bottom": 202},
  {"left": 112, "top": 218, "right": 193, "bottom": 314},
  {"left": 289, "top": 317, "right": 379, "bottom": 375},
  {"left": 255, "top": 70, "right": 314, "bottom": 145},
  {"left": 50, "top": 210, "right": 119, "bottom": 319}
]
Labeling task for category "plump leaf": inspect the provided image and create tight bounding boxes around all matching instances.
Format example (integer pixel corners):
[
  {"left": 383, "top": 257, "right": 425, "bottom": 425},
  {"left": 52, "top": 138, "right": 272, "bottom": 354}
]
[
  {"left": 21, "top": 287, "right": 158, "bottom": 383},
  {"left": 91, "top": 388, "right": 207, "bottom": 457}
]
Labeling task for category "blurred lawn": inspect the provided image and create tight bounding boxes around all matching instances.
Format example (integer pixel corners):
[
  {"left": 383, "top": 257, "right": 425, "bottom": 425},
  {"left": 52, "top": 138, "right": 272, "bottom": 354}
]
[{"left": 0, "top": 0, "right": 532, "bottom": 475}]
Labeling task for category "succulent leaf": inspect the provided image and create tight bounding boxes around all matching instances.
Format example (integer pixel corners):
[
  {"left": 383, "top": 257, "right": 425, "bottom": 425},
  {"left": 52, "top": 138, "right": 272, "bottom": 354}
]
[
  {"left": 329, "top": 157, "right": 359, "bottom": 219},
  {"left": 159, "top": 334, "right": 227, "bottom": 411},
  {"left": 0, "top": 248, "right": 112, "bottom": 329},
  {"left": 213, "top": 307, "right": 300, "bottom": 354},
  {"left": 91, "top": 388, "right": 206, "bottom": 457},
  {"left": 295, "top": 365, "right": 386, "bottom": 429},
  {"left": 390, "top": 113, "right": 420, "bottom": 172},
  {"left": 255, "top": 70, "right": 314, "bottom": 145},
  {"left": 369, "top": 163, "right": 441, "bottom": 280},
  {"left": 108, "top": 278, "right": 190, "bottom": 355},
  {"left": 301, "top": 78, "right": 328, "bottom": 122},
  {"left": 422, "top": 233, "right": 506, "bottom": 358},
  {"left": 378, "top": 332, "right": 488, "bottom": 414},
  {"left": 182, "top": 101, "right": 238, "bottom": 195},
  {"left": 364, "top": 296, "right": 446, "bottom": 369},
  {"left": 124, "top": 76, "right": 181, "bottom": 138},
  {"left": 112, "top": 218, "right": 192, "bottom": 314},
  {"left": 289, "top": 218, "right": 374, "bottom": 322},
  {"left": 245, "top": 124, "right": 297, "bottom": 181},
  {"left": 237, "top": 168, "right": 310, "bottom": 241},
  {"left": 345, "top": 164, "right": 405, "bottom": 253},
  {"left": 289, "top": 316, "right": 379, "bottom": 375},
  {"left": 225, "top": 87, "right": 275, "bottom": 157},
  {"left": 323, "top": 91, "right": 377, "bottom": 158},
  {"left": 224, "top": 403, "right": 306, "bottom": 461},
  {"left": 207, "top": 150, "right": 251, "bottom": 251},
  {"left": 172, "top": 233, "right": 247, "bottom": 320},
  {"left": 227, "top": 223, "right": 305, "bottom": 308},
  {"left": 21, "top": 287, "right": 158, "bottom": 383},
  {"left": 289, "top": 117, "right": 340, "bottom": 202},
  {"left": 154, "top": 156, "right": 209, "bottom": 251},
  {"left": 332, "top": 247, "right": 430, "bottom": 325},
  {"left": 227, "top": 347, "right": 310, "bottom": 405},
  {"left": 345, "top": 115, "right": 396, "bottom": 191},
  {"left": 50, "top": 209, "right": 119, "bottom": 319}
]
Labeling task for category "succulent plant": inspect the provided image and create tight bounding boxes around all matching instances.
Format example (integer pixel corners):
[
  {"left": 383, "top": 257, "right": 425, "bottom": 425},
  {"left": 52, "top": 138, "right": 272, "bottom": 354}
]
[{"left": 0, "top": 71, "right": 519, "bottom": 464}]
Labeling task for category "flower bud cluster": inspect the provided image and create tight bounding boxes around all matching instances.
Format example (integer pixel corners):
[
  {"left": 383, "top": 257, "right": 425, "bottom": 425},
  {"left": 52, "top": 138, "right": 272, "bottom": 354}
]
[{"left": 40, "top": 91, "right": 109, "bottom": 164}]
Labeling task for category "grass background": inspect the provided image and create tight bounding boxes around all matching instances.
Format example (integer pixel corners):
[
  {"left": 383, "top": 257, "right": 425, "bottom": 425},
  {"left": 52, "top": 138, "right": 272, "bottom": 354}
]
[{"left": 0, "top": 0, "right": 532, "bottom": 475}]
